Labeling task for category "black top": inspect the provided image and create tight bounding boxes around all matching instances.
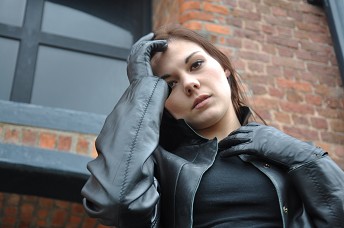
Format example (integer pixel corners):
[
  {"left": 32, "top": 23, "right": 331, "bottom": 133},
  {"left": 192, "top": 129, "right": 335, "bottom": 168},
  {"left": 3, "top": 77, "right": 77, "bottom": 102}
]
[{"left": 193, "top": 150, "right": 283, "bottom": 227}]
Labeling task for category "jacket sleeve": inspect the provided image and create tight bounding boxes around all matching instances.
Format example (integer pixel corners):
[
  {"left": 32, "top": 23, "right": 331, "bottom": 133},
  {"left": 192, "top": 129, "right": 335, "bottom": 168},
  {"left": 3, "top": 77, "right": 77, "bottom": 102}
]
[
  {"left": 81, "top": 76, "right": 169, "bottom": 227},
  {"left": 289, "top": 155, "right": 344, "bottom": 227}
]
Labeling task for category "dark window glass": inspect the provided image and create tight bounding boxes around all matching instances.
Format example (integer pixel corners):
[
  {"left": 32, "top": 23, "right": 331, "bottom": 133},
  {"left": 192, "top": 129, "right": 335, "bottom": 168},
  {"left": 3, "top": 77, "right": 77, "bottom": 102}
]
[
  {"left": 41, "top": 1, "right": 133, "bottom": 48},
  {"left": 0, "top": 0, "right": 151, "bottom": 115},
  {"left": 0, "top": 0, "right": 27, "bottom": 26},
  {"left": 0, "top": 37, "right": 19, "bottom": 100},
  {"left": 31, "top": 46, "right": 128, "bottom": 115}
]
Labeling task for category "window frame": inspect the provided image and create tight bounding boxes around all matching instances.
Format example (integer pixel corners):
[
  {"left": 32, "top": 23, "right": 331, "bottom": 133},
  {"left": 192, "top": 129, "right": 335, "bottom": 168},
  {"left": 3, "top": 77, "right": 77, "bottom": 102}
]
[
  {"left": 308, "top": 0, "right": 344, "bottom": 83},
  {"left": 0, "top": 0, "right": 151, "bottom": 103}
]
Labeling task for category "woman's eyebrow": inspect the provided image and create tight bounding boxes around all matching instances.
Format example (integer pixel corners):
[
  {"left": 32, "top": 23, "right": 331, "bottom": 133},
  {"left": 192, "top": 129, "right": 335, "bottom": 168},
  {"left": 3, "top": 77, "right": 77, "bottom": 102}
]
[
  {"left": 185, "top": 51, "right": 200, "bottom": 64},
  {"left": 161, "top": 74, "right": 171, "bottom": 80}
]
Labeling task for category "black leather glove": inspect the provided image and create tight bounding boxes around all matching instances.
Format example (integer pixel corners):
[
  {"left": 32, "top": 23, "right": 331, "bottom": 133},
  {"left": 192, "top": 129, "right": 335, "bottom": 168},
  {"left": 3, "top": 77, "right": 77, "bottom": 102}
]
[
  {"left": 127, "top": 33, "right": 167, "bottom": 83},
  {"left": 220, "top": 122, "right": 326, "bottom": 171}
]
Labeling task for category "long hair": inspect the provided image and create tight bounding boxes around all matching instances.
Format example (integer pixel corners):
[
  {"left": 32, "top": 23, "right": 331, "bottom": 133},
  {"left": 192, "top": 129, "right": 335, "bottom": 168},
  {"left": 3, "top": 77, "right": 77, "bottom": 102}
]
[{"left": 153, "top": 24, "right": 250, "bottom": 121}]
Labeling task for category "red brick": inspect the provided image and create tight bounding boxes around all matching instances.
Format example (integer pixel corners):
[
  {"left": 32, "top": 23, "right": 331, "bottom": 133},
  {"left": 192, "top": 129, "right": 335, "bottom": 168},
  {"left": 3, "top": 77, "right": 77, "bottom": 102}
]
[
  {"left": 286, "top": 91, "right": 304, "bottom": 103},
  {"left": 5, "top": 207, "right": 17, "bottom": 216},
  {"left": 68, "top": 215, "right": 82, "bottom": 226},
  {"left": 232, "top": 9, "right": 260, "bottom": 21},
  {"left": 277, "top": 46, "right": 293, "bottom": 57},
  {"left": 57, "top": 135, "right": 72, "bottom": 151},
  {"left": 52, "top": 209, "right": 67, "bottom": 226},
  {"left": 237, "top": 0, "right": 255, "bottom": 10},
  {"left": 7, "top": 194, "right": 20, "bottom": 206},
  {"left": 271, "top": 6, "right": 287, "bottom": 17},
  {"left": 38, "top": 198, "right": 54, "bottom": 208},
  {"left": 264, "top": 0, "right": 292, "bottom": 9},
  {"left": 280, "top": 101, "right": 314, "bottom": 115},
  {"left": 266, "top": 66, "right": 282, "bottom": 76},
  {"left": 22, "top": 195, "right": 37, "bottom": 203},
  {"left": 305, "top": 94, "right": 322, "bottom": 106},
  {"left": 238, "top": 51, "right": 270, "bottom": 63},
  {"left": 39, "top": 132, "right": 56, "bottom": 149},
  {"left": 204, "top": 23, "right": 230, "bottom": 34},
  {"left": 251, "top": 97, "right": 279, "bottom": 109},
  {"left": 4, "top": 127, "right": 20, "bottom": 144},
  {"left": 296, "top": 50, "right": 328, "bottom": 64},
  {"left": 261, "top": 24, "right": 274, "bottom": 35},
  {"left": 330, "top": 120, "right": 344, "bottom": 133},
  {"left": 325, "top": 97, "right": 342, "bottom": 109},
  {"left": 269, "top": 87, "right": 284, "bottom": 99},
  {"left": 274, "top": 112, "right": 291, "bottom": 124},
  {"left": 267, "top": 36, "right": 298, "bottom": 49},
  {"left": 247, "top": 62, "right": 264, "bottom": 73},
  {"left": 203, "top": 2, "right": 229, "bottom": 15},
  {"left": 77, "top": 137, "right": 90, "bottom": 155},
  {"left": 311, "top": 117, "right": 328, "bottom": 130},
  {"left": 292, "top": 114, "right": 309, "bottom": 126},
  {"left": 244, "top": 20, "right": 260, "bottom": 32},
  {"left": 91, "top": 142, "right": 98, "bottom": 158},
  {"left": 2, "top": 216, "right": 16, "bottom": 225},
  {"left": 317, "top": 107, "right": 343, "bottom": 119},
  {"left": 334, "top": 145, "right": 344, "bottom": 158},
  {"left": 283, "top": 126, "right": 319, "bottom": 142},
  {"left": 37, "top": 209, "right": 49, "bottom": 218},
  {"left": 183, "top": 21, "right": 203, "bottom": 31},
  {"left": 82, "top": 217, "right": 98, "bottom": 228},
  {"left": 55, "top": 200, "right": 70, "bottom": 209},
  {"left": 180, "top": 1, "right": 201, "bottom": 12},
  {"left": 250, "top": 84, "right": 267, "bottom": 95},
  {"left": 264, "top": 15, "right": 295, "bottom": 28},
  {"left": 226, "top": 17, "right": 243, "bottom": 28},
  {"left": 71, "top": 203, "right": 84, "bottom": 215},
  {"left": 297, "top": 2, "right": 323, "bottom": 14},
  {"left": 20, "top": 203, "right": 34, "bottom": 221},
  {"left": 276, "top": 78, "right": 312, "bottom": 92},
  {"left": 321, "top": 132, "right": 344, "bottom": 145},
  {"left": 296, "top": 21, "right": 327, "bottom": 33},
  {"left": 22, "top": 128, "right": 38, "bottom": 146},
  {"left": 243, "top": 39, "right": 259, "bottom": 51},
  {"left": 36, "top": 219, "right": 48, "bottom": 227},
  {"left": 180, "top": 11, "right": 214, "bottom": 24},
  {"left": 225, "top": 37, "right": 242, "bottom": 48}
]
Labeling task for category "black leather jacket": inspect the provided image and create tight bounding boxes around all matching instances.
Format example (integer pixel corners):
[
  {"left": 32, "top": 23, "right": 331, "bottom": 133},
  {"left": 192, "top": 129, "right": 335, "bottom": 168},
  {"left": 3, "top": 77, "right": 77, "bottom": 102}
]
[{"left": 81, "top": 77, "right": 344, "bottom": 228}]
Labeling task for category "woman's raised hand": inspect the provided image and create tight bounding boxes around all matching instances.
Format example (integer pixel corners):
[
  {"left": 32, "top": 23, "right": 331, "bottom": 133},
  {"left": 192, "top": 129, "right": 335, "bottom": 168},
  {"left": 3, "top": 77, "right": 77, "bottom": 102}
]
[{"left": 127, "top": 33, "right": 167, "bottom": 83}]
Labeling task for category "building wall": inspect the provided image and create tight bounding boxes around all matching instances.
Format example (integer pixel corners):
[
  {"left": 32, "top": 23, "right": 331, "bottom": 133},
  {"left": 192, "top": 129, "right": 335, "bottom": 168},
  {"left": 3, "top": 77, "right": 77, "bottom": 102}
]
[
  {"left": 0, "top": 0, "right": 343, "bottom": 227},
  {"left": 153, "top": 0, "right": 344, "bottom": 169},
  {"left": 0, "top": 123, "right": 106, "bottom": 227}
]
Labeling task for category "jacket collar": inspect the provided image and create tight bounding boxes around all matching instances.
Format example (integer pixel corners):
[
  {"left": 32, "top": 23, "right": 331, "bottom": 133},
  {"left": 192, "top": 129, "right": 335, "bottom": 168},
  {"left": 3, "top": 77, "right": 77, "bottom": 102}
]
[{"left": 159, "top": 106, "right": 252, "bottom": 151}]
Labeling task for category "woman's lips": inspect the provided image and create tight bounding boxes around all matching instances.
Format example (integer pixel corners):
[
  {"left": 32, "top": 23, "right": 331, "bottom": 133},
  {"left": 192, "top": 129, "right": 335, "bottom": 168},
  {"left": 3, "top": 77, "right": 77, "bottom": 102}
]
[{"left": 192, "top": 95, "right": 211, "bottom": 109}]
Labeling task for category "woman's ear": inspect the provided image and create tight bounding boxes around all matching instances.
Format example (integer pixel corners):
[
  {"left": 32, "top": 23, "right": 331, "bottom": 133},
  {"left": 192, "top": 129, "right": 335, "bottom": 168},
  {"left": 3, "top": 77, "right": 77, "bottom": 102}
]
[{"left": 224, "top": 69, "right": 231, "bottom": 78}]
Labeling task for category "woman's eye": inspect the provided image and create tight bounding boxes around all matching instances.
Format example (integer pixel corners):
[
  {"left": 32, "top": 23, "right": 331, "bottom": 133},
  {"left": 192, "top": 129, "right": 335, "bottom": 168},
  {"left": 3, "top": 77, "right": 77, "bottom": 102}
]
[
  {"left": 190, "top": 60, "right": 203, "bottom": 71},
  {"left": 167, "top": 81, "right": 177, "bottom": 89}
]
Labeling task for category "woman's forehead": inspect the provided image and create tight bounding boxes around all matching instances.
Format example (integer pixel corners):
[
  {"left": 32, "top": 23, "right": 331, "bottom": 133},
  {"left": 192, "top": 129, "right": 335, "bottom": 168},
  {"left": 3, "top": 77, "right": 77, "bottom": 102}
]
[{"left": 152, "top": 39, "right": 204, "bottom": 64}]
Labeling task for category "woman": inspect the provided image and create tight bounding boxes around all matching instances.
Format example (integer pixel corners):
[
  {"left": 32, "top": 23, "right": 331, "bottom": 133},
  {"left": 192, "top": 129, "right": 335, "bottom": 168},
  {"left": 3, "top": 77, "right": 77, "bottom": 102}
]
[{"left": 81, "top": 25, "right": 344, "bottom": 228}]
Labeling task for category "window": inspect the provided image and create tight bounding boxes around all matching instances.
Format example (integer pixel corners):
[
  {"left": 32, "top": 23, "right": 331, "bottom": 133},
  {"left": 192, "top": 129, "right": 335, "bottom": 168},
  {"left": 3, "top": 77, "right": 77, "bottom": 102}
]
[{"left": 0, "top": 0, "right": 151, "bottom": 115}]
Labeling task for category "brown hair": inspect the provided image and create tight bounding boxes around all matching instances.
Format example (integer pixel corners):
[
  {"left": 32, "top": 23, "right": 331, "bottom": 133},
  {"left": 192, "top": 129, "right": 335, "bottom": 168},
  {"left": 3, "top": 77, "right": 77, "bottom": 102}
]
[{"left": 153, "top": 24, "right": 249, "bottom": 120}]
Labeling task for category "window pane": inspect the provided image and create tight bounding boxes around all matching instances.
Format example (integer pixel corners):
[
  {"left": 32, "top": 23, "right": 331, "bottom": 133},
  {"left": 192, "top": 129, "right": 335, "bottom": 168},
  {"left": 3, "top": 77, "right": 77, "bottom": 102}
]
[
  {"left": 41, "top": 1, "right": 133, "bottom": 48},
  {"left": 0, "top": 37, "right": 19, "bottom": 100},
  {"left": 31, "top": 46, "right": 129, "bottom": 115},
  {"left": 0, "top": 0, "right": 26, "bottom": 26}
]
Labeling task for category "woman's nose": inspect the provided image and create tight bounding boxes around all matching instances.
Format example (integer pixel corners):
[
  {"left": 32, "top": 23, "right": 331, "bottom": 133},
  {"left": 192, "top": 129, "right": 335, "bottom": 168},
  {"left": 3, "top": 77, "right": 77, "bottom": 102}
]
[{"left": 183, "top": 76, "right": 200, "bottom": 95}]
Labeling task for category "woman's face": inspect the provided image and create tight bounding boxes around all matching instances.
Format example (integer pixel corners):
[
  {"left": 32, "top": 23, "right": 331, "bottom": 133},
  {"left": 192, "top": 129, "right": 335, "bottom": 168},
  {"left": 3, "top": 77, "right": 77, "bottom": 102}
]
[{"left": 151, "top": 39, "right": 236, "bottom": 137}]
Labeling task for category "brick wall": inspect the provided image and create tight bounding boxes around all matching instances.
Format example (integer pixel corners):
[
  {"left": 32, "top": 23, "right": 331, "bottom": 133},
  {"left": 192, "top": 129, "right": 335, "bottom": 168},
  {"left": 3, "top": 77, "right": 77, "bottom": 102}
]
[
  {"left": 153, "top": 0, "right": 344, "bottom": 169},
  {"left": 0, "top": 123, "right": 106, "bottom": 227}
]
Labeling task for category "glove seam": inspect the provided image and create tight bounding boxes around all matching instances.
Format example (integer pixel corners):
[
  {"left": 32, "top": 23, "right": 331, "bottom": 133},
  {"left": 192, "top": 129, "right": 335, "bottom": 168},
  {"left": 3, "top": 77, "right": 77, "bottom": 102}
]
[{"left": 119, "top": 78, "right": 161, "bottom": 216}]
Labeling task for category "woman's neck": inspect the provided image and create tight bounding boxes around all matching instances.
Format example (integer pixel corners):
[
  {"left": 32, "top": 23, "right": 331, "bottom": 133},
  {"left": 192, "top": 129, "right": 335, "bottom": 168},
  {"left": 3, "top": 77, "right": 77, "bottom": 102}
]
[{"left": 196, "top": 106, "right": 241, "bottom": 141}]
